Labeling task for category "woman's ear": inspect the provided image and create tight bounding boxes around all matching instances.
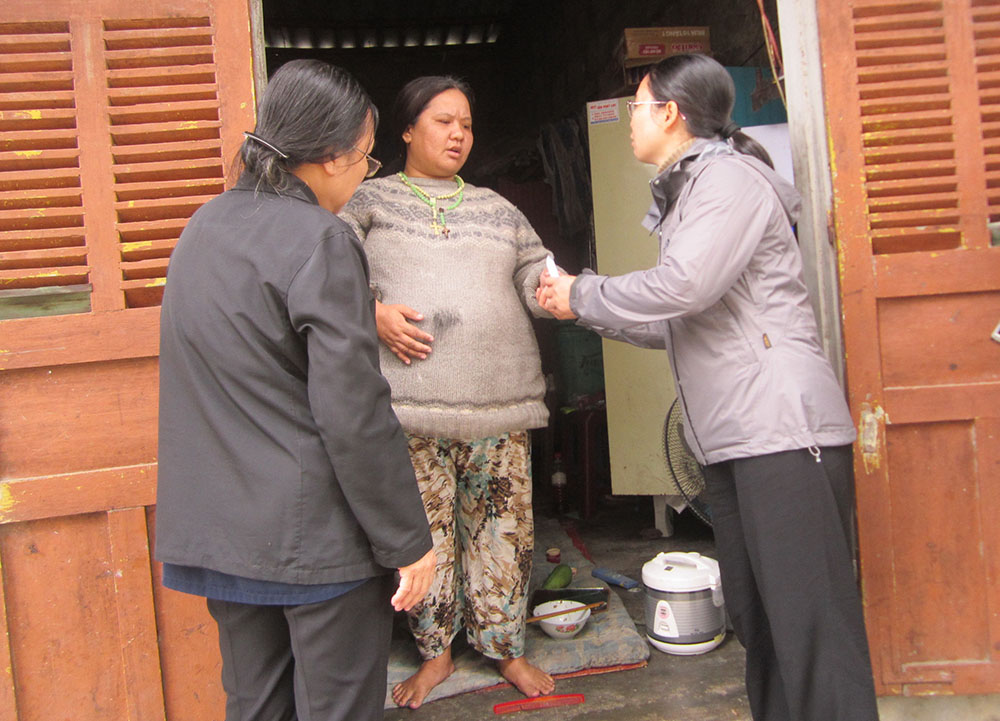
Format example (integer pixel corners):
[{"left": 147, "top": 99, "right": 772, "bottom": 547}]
[
  {"left": 654, "top": 100, "right": 683, "bottom": 130},
  {"left": 401, "top": 126, "right": 413, "bottom": 144}
]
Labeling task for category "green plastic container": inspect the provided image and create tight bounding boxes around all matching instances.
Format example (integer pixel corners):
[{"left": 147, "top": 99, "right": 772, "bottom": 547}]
[{"left": 554, "top": 320, "right": 605, "bottom": 405}]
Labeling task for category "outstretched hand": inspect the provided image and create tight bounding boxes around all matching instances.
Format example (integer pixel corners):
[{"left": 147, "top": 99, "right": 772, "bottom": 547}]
[
  {"left": 536, "top": 270, "right": 578, "bottom": 320},
  {"left": 392, "top": 548, "right": 436, "bottom": 612},
  {"left": 375, "top": 301, "right": 434, "bottom": 364}
]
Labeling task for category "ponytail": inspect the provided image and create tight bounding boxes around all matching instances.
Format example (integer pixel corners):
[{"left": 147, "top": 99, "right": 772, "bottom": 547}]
[{"left": 727, "top": 129, "right": 774, "bottom": 169}]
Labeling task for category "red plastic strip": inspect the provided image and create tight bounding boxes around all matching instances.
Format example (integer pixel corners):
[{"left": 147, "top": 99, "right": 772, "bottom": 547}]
[
  {"left": 559, "top": 520, "right": 594, "bottom": 562},
  {"left": 493, "top": 694, "right": 585, "bottom": 714}
]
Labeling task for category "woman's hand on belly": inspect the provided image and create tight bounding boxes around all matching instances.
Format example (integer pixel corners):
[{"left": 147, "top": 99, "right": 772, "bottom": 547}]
[{"left": 375, "top": 300, "right": 434, "bottom": 365}]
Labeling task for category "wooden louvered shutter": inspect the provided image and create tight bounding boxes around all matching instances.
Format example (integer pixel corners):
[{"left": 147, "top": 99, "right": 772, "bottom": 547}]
[
  {"left": 106, "top": 17, "right": 230, "bottom": 309},
  {"left": 0, "top": 2, "right": 254, "bottom": 720},
  {"left": 980, "top": 1, "right": 1000, "bottom": 228},
  {"left": 818, "top": 0, "right": 1000, "bottom": 696},
  {"left": 1, "top": 3, "right": 251, "bottom": 322},
  {"left": 0, "top": 21, "right": 89, "bottom": 317}
]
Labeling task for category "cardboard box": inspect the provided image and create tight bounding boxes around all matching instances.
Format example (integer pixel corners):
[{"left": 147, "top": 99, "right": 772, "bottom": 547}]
[{"left": 621, "top": 27, "right": 711, "bottom": 68}]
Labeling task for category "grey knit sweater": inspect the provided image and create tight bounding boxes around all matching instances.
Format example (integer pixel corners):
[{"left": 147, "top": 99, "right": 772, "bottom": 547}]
[{"left": 340, "top": 174, "right": 551, "bottom": 440}]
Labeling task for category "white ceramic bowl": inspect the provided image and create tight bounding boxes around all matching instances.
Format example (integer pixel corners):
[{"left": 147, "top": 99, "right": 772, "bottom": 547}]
[{"left": 532, "top": 600, "right": 591, "bottom": 640}]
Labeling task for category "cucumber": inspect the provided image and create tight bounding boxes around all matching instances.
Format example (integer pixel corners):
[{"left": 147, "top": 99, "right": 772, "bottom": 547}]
[{"left": 542, "top": 563, "right": 573, "bottom": 590}]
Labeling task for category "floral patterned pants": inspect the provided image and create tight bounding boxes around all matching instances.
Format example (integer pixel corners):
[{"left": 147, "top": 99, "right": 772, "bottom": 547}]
[{"left": 404, "top": 431, "right": 534, "bottom": 661}]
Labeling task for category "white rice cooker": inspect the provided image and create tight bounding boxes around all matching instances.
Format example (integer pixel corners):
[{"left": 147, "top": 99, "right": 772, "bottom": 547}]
[{"left": 642, "top": 551, "right": 726, "bottom": 655}]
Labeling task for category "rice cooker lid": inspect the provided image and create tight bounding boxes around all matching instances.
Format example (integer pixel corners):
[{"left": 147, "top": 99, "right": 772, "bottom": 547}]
[{"left": 642, "top": 551, "right": 721, "bottom": 592}]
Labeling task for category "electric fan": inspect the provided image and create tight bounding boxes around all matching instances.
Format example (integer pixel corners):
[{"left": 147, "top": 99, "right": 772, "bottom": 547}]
[{"left": 663, "top": 398, "right": 712, "bottom": 526}]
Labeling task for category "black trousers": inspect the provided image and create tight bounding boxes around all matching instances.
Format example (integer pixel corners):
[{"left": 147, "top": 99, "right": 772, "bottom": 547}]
[
  {"left": 206, "top": 574, "right": 394, "bottom": 721},
  {"left": 703, "top": 445, "right": 879, "bottom": 721}
]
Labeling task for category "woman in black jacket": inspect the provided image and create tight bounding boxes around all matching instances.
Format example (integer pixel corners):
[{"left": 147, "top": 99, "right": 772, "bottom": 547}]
[{"left": 155, "top": 59, "right": 435, "bottom": 721}]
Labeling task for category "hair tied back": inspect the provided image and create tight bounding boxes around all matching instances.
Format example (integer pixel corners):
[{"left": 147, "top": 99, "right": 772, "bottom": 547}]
[
  {"left": 244, "top": 131, "right": 289, "bottom": 159},
  {"left": 720, "top": 121, "right": 741, "bottom": 139}
]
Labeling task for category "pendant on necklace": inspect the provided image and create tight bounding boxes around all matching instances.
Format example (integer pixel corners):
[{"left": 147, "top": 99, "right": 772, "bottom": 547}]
[
  {"left": 431, "top": 209, "right": 450, "bottom": 237},
  {"left": 430, "top": 219, "right": 450, "bottom": 237}
]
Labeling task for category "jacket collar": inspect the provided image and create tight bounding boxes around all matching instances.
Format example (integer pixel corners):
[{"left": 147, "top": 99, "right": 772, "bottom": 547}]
[
  {"left": 643, "top": 138, "right": 735, "bottom": 232},
  {"left": 233, "top": 171, "right": 320, "bottom": 206}
]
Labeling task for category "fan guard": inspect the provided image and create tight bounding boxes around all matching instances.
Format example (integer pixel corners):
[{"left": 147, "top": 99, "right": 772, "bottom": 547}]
[{"left": 663, "top": 398, "right": 712, "bottom": 526}]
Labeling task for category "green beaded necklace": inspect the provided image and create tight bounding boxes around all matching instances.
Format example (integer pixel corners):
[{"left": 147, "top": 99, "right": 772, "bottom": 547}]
[{"left": 397, "top": 171, "right": 465, "bottom": 237}]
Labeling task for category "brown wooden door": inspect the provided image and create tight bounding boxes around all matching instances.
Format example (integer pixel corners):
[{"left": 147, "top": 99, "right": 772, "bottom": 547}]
[
  {"left": 0, "top": 1, "right": 254, "bottom": 718},
  {"left": 817, "top": 0, "right": 1000, "bottom": 696}
]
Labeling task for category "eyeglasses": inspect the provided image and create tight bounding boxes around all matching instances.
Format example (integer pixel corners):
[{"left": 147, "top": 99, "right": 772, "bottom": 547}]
[
  {"left": 354, "top": 146, "right": 382, "bottom": 178},
  {"left": 626, "top": 100, "right": 667, "bottom": 118}
]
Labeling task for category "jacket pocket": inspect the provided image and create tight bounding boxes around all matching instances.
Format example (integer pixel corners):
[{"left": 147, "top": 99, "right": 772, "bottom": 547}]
[{"left": 688, "top": 298, "right": 760, "bottom": 367}]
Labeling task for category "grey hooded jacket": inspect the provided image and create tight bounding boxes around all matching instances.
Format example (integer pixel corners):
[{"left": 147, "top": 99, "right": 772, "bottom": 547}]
[{"left": 570, "top": 139, "right": 856, "bottom": 465}]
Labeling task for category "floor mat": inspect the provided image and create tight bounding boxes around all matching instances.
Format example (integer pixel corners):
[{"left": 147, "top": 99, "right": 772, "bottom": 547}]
[{"left": 384, "top": 517, "right": 650, "bottom": 708}]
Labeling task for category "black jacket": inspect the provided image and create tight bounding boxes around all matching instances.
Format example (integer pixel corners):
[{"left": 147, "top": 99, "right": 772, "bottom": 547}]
[{"left": 155, "top": 173, "right": 432, "bottom": 584}]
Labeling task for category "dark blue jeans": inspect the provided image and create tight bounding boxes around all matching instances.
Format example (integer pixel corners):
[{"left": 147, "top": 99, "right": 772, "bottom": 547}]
[{"left": 703, "top": 445, "right": 879, "bottom": 721}]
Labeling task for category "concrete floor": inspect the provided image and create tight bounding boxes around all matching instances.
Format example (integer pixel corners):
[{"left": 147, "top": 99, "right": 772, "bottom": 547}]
[{"left": 384, "top": 496, "right": 1000, "bottom": 721}]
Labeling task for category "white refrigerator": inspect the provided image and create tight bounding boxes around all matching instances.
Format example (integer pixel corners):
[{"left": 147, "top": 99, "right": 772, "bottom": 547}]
[{"left": 585, "top": 96, "right": 683, "bottom": 522}]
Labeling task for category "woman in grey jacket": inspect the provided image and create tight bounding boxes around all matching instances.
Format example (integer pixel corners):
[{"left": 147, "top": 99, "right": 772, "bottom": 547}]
[
  {"left": 156, "top": 60, "right": 434, "bottom": 721},
  {"left": 539, "top": 55, "right": 879, "bottom": 721}
]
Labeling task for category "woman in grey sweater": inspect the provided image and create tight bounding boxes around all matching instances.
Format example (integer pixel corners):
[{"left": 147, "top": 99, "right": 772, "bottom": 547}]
[
  {"left": 340, "top": 76, "right": 555, "bottom": 709},
  {"left": 539, "top": 55, "right": 879, "bottom": 721}
]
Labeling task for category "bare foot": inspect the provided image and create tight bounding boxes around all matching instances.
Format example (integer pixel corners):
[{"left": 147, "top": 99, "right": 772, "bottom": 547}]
[
  {"left": 392, "top": 650, "right": 456, "bottom": 709},
  {"left": 497, "top": 656, "right": 555, "bottom": 697}
]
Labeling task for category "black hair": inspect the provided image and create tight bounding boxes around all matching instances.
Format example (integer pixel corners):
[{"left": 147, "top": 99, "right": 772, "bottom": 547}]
[
  {"left": 388, "top": 76, "right": 474, "bottom": 167},
  {"left": 646, "top": 54, "right": 774, "bottom": 169},
  {"left": 239, "top": 59, "right": 378, "bottom": 191}
]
